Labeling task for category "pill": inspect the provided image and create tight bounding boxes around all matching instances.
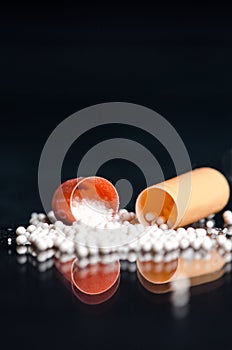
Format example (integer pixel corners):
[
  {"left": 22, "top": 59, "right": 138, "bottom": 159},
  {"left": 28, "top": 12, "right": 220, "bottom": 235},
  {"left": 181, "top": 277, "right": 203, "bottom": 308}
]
[
  {"left": 145, "top": 212, "right": 155, "bottom": 222},
  {"left": 16, "top": 226, "right": 26, "bottom": 235},
  {"left": 16, "top": 235, "right": 28, "bottom": 245}
]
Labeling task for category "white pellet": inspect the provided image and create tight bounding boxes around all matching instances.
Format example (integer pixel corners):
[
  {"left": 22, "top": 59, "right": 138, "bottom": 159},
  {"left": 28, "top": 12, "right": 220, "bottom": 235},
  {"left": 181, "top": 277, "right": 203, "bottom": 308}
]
[
  {"left": 195, "top": 228, "right": 207, "bottom": 237},
  {"left": 223, "top": 210, "right": 232, "bottom": 218},
  {"left": 38, "top": 213, "right": 46, "bottom": 221},
  {"left": 159, "top": 223, "right": 169, "bottom": 231},
  {"left": 217, "top": 235, "right": 227, "bottom": 246},
  {"left": 167, "top": 219, "right": 173, "bottom": 228},
  {"left": 16, "top": 226, "right": 26, "bottom": 236},
  {"left": 142, "top": 240, "right": 152, "bottom": 252},
  {"left": 180, "top": 238, "right": 189, "bottom": 250},
  {"left": 27, "top": 224, "right": 36, "bottom": 233},
  {"left": 152, "top": 240, "right": 163, "bottom": 253},
  {"left": 127, "top": 252, "right": 137, "bottom": 263},
  {"left": 156, "top": 217, "right": 164, "bottom": 225},
  {"left": 16, "top": 235, "right": 28, "bottom": 245},
  {"left": 202, "top": 236, "right": 212, "bottom": 251},
  {"left": 191, "top": 237, "right": 202, "bottom": 250},
  {"left": 177, "top": 227, "right": 186, "bottom": 234},
  {"left": 164, "top": 240, "right": 174, "bottom": 252},
  {"left": 37, "top": 251, "right": 49, "bottom": 262},
  {"left": 145, "top": 212, "right": 155, "bottom": 222},
  {"left": 206, "top": 220, "right": 215, "bottom": 229},
  {"left": 187, "top": 227, "right": 195, "bottom": 234},
  {"left": 224, "top": 239, "right": 232, "bottom": 252},
  {"left": 35, "top": 238, "right": 48, "bottom": 251},
  {"left": 16, "top": 245, "right": 28, "bottom": 255},
  {"left": 76, "top": 245, "right": 89, "bottom": 258}
]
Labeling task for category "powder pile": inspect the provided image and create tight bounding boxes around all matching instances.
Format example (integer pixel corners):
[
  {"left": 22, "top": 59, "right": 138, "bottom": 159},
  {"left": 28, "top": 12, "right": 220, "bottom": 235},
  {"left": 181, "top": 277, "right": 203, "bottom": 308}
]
[{"left": 71, "top": 198, "right": 133, "bottom": 228}]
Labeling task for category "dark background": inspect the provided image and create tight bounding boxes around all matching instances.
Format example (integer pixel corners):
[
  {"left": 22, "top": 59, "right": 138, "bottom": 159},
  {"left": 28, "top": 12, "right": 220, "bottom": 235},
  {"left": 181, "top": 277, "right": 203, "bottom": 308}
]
[{"left": 1, "top": 1, "right": 232, "bottom": 348}]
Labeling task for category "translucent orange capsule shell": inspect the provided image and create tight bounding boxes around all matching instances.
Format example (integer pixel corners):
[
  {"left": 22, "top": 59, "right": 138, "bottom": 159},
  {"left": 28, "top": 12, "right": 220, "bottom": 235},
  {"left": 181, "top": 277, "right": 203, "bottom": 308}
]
[{"left": 52, "top": 176, "right": 119, "bottom": 225}]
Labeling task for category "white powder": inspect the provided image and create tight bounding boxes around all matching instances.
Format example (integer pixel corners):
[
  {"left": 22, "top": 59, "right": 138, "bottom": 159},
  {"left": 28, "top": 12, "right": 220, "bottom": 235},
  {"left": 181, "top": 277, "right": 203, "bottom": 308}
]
[{"left": 71, "top": 198, "right": 115, "bottom": 228}]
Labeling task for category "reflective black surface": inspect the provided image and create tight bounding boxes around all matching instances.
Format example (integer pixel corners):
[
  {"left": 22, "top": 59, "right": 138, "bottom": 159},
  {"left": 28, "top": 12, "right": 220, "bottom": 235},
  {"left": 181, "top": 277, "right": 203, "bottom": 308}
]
[{"left": 1, "top": 230, "right": 232, "bottom": 348}]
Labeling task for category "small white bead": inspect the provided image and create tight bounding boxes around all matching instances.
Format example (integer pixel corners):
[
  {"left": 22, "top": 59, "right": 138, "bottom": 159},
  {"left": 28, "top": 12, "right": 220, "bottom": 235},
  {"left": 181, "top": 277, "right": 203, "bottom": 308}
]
[
  {"left": 145, "top": 212, "right": 155, "bottom": 222},
  {"left": 46, "top": 237, "right": 54, "bottom": 249},
  {"left": 177, "top": 227, "right": 186, "bottom": 234},
  {"left": 16, "top": 245, "right": 28, "bottom": 255},
  {"left": 201, "top": 236, "right": 212, "bottom": 251},
  {"left": 164, "top": 240, "right": 174, "bottom": 252},
  {"left": 129, "top": 240, "right": 141, "bottom": 252},
  {"left": 16, "top": 235, "right": 28, "bottom": 245},
  {"left": 122, "top": 220, "right": 130, "bottom": 226},
  {"left": 142, "top": 240, "right": 152, "bottom": 252},
  {"left": 47, "top": 211, "right": 57, "bottom": 223},
  {"left": 88, "top": 246, "right": 99, "bottom": 255},
  {"left": 206, "top": 220, "right": 215, "bottom": 229},
  {"left": 152, "top": 240, "right": 163, "bottom": 253},
  {"left": 54, "top": 236, "right": 64, "bottom": 247},
  {"left": 224, "top": 253, "right": 232, "bottom": 263},
  {"left": 101, "top": 254, "right": 113, "bottom": 264},
  {"left": 128, "top": 263, "right": 137, "bottom": 273},
  {"left": 46, "top": 249, "right": 55, "bottom": 259},
  {"left": 99, "top": 246, "right": 111, "bottom": 254},
  {"left": 128, "top": 252, "right": 137, "bottom": 263},
  {"left": 224, "top": 217, "right": 232, "bottom": 225},
  {"left": 78, "top": 258, "right": 89, "bottom": 269},
  {"left": 89, "top": 255, "right": 100, "bottom": 265},
  {"left": 159, "top": 224, "right": 169, "bottom": 231},
  {"left": 171, "top": 239, "right": 179, "bottom": 250},
  {"left": 120, "top": 212, "right": 131, "bottom": 221},
  {"left": 35, "top": 238, "right": 48, "bottom": 251},
  {"left": 223, "top": 210, "right": 232, "bottom": 218},
  {"left": 188, "top": 232, "right": 196, "bottom": 243},
  {"left": 16, "top": 226, "right": 26, "bottom": 235},
  {"left": 136, "top": 224, "right": 145, "bottom": 233},
  {"left": 224, "top": 239, "right": 232, "bottom": 252},
  {"left": 37, "top": 251, "right": 48, "bottom": 262},
  {"left": 180, "top": 238, "right": 189, "bottom": 250},
  {"left": 41, "top": 223, "right": 49, "bottom": 229},
  {"left": 195, "top": 228, "right": 207, "bottom": 237},
  {"left": 27, "top": 224, "right": 36, "bottom": 233},
  {"left": 119, "top": 209, "right": 128, "bottom": 215},
  {"left": 167, "top": 219, "right": 173, "bottom": 228},
  {"left": 217, "top": 235, "right": 227, "bottom": 246},
  {"left": 191, "top": 237, "right": 202, "bottom": 250},
  {"left": 38, "top": 213, "right": 46, "bottom": 221},
  {"left": 77, "top": 245, "right": 89, "bottom": 258},
  {"left": 54, "top": 221, "right": 64, "bottom": 229},
  {"left": 59, "top": 240, "right": 73, "bottom": 254},
  {"left": 187, "top": 227, "right": 195, "bottom": 234},
  {"left": 105, "top": 221, "right": 117, "bottom": 229},
  {"left": 156, "top": 217, "right": 164, "bottom": 225},
  {"left": 29, "top": 219, "right": 39, "bottom": 225}
]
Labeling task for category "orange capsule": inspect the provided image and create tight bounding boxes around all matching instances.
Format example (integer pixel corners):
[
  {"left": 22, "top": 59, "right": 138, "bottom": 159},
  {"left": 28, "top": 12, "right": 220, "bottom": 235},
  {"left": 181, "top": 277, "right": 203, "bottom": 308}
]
[{"left": 52, "top": 176, "right": 119, "bottom": 225}]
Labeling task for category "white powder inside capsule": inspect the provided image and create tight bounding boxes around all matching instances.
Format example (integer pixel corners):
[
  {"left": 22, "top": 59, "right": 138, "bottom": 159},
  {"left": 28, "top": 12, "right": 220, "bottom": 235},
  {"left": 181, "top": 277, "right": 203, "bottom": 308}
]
[{"left": 71, "top": 198, "right": 115, "bottom": 228}]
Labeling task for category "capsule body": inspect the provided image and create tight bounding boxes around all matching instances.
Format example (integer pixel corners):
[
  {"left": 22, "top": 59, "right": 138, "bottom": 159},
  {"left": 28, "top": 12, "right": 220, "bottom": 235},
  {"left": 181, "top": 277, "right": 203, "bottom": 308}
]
[
  {"left": 52, "top": 177, "right": 119, "bottom": 225},
  {"left": 136, "top": 167, "right": 230, "bottom": 228}
]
